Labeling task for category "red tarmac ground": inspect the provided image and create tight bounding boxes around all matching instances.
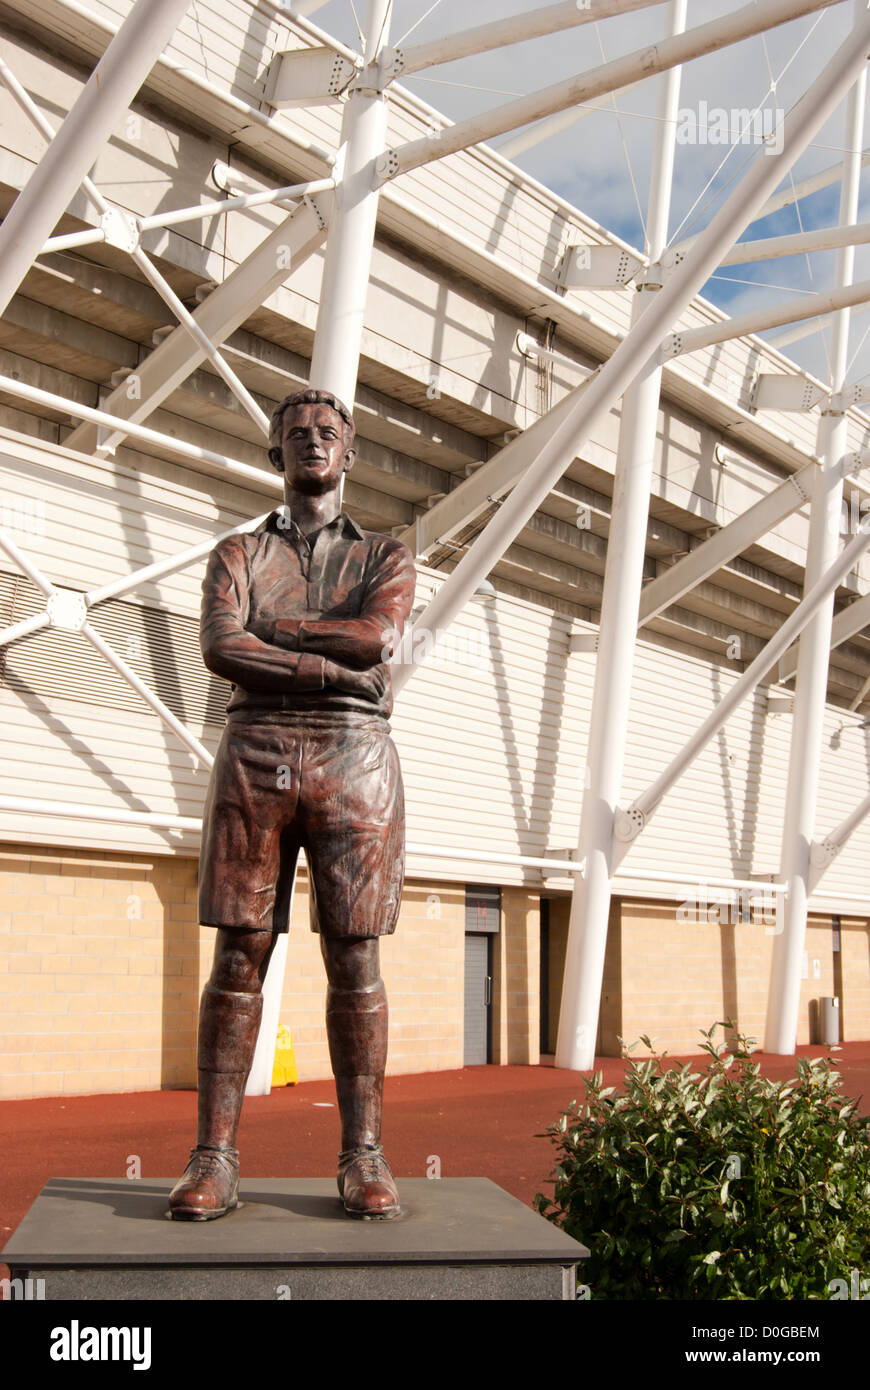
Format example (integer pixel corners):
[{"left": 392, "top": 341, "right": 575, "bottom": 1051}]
[{"left": 2, "top": 1043, "right": 869, "bottom": 1283}]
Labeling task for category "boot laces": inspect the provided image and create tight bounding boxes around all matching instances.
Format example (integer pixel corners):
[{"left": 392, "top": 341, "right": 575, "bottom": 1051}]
[
  {"left": 356, "top": 1152, "right": 386, "bottom": 1182},
  {"left": 341, "top": 1146, "right": 389, "bottom": 1183},
  {"left": 187, "top": 1146, "right": 238, "bottom": 1178}
]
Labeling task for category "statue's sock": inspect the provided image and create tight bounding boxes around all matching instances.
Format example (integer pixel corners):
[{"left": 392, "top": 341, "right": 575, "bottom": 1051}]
[
  {"left": 325, "top": 978, "right": 388, "bottom": 1152},
  {"left": 195, "top": 983, "right": 263, "bottom": 1152}
]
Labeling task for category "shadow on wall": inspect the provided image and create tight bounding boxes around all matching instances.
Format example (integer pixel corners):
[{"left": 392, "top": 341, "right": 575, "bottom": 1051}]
[
  {"left": 544, "top": 894, "right": 625, "bottom": 1057},
  {"left": 152, "top": 858, "right": 200, "bottom": 1090}
]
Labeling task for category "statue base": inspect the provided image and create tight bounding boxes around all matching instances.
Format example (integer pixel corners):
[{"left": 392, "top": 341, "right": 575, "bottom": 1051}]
[{"left": 3, "top": 1176, "right": 587, "bottom": 1301}]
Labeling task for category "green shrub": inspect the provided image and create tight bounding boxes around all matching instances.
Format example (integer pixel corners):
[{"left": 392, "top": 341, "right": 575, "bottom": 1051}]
[{"left": 534, "top": 1025, "right": 870, "bottom": 1299}]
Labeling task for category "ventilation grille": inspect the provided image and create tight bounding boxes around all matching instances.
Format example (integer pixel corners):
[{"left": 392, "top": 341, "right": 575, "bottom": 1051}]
[{"left": 0, "top": 570, "right": 231, "bottom": 727}]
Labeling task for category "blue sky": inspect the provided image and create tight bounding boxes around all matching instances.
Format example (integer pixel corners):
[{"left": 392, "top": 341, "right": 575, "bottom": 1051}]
[{"left": 297, "top": 1, "right": 870, "bottom": 387}]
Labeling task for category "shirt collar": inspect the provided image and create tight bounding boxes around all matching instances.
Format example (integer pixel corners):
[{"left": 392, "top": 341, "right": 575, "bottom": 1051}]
[{"left": 260, "top": 507, "right": 365, "bottom": 541}]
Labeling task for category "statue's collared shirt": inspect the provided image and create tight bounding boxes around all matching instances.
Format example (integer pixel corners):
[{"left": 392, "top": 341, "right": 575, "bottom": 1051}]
[{"left": 200, "top": 508, "right": 416, "bottom": 719}]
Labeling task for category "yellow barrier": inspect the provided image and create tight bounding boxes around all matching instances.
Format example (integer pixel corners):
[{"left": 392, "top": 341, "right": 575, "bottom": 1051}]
[{"left": 271, "top": 1024, "right": 299, "bottom": 1086}]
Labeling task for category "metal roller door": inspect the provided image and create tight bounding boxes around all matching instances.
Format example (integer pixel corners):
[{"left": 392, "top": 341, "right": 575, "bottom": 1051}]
[{"left": 464, "top": 932, "right": 491, "bottom": 1066}]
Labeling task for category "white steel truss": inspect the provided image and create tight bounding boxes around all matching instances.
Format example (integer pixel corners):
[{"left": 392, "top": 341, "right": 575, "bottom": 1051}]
[
  {"left": 395, "top": 12, "right": 870, "bottom": 673},
  {"left": 0, "top": 525, "right": 216, "bottom": 769},
  {"left": 378, "top": 0, "right": 845, "bottom": 182},
  {"left": 614, "top": 517, "right": 870, "bottom": 847},
  {"left": 661, "top": 277, "right": 870, "bottom": 358},
  {"left": 0, "top": 0, "right": 194, "bottom": 320},
  {"left": 665, "top": 147, "right": 870, "bottom": 262},
  {"left": 0, "top": 0, "right": 868, "bottom": 1081},
  {"left": 778, "top": 578, "right": 870, "bottom": 682},
  {"left": 390, "top": 0, "right": 870, "bottom": 1067},
  {"left": 391, "top": 0, "right": 672, "bottom": 78},
  {"left": 810, "top": 789, "right": 870, "bottom": 884}
]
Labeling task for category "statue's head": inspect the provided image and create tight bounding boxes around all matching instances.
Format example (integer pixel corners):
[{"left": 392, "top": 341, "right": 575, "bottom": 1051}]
[{"left": 268, "top": 388, "right": 356, "bottom": 496}]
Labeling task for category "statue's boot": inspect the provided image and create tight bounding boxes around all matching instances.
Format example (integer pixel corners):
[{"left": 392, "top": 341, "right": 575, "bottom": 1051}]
[
  {"left": 169, "top": 983, "right": 262, "bottom": 1220},
  {"left": 328, "top": 977, "right": 400, "bottom": 1220}
]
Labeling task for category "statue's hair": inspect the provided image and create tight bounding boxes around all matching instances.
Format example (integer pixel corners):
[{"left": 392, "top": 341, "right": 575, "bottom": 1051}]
[{"left": 268, "top": 388, "right": 355, "bottom": 470}]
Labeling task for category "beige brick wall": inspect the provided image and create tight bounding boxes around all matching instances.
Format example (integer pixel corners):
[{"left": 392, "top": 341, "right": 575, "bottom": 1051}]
[
  {"left": 1, "top": 845, "right": 468, "bottom": 1099},
  {"left": 491, "top": 887, "right": 539, "bottom": 1066},
  {"left": 840, "top": 916, "right": 870, "bottom": 1040},
  {"left": 609, "top": 900, "right": 860, "bottom": 1055},
  {"left": 9, "top": 840, "right": 860, "bottom": 1098},
  {"left": 546, "top": 894, "right": 870, "bottom": 1057},
  {"left": 546, "top": 894, "right": 630, "bottom": 1055},
  {"left": 220, "top": 874, "right": 467, "bottom": 1083},
  {"left": 599, "top": 897, "right": 623, "bottom": 1056},
  {"left": 616, "top": 900, "right": 776, "bottom": 1055},
  {"left": 0, "top": 843, "right": 199, "bottom": 1100},
  {"left": 545, "top": 897, "right": 568, "bottom": 1054}
]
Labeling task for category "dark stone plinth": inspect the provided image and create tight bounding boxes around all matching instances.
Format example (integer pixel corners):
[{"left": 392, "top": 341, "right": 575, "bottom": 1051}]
[{"left": 3, "top": 1177, "right": 587, "bottom": 1301}]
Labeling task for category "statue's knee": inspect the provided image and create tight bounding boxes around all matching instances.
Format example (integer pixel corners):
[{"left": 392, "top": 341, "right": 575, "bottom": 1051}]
[
  {"left": 210, "top": 929, "right": 272, "bottom": 993},
  {"left": 321, "top": 935, "right": 380, "bottom": 991}
]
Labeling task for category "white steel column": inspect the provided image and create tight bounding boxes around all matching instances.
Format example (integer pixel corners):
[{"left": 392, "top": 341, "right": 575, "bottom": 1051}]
[
  {"left": 0, "top": 0, "right": 191, "bottom": 318},
  {"left": 309, "top": 0, "right": 393, "bottom": 405},
  {"left": 250, "top": 0, "right": 394, "bottom": 1096},
  {"left": 765, "top": 3, "right": 867, "bottom": 1055},
  {"left": 780, "top": 584, "right": 870, "bottom": 682},
  {"left": 556, "top": 0, "right": 687, "bottom": 1073}
]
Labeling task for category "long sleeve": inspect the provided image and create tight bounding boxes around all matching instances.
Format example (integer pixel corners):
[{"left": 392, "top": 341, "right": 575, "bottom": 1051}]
[
  {"left": 270, "top": 539, "right": 417, "bottom": 668},
  {"left": 200, "top": 538, "right": 326, "bottom": 692}
]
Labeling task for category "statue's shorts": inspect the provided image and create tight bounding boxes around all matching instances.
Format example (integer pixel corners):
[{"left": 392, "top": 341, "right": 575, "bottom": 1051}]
[{"left": 198, "top": 711, "right": 405, "bottom": 937}]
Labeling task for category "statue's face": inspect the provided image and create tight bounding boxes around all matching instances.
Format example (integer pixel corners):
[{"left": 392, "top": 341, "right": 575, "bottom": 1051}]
[{"left": 280, "top": 402, "right": 354, "bottom": 496}]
